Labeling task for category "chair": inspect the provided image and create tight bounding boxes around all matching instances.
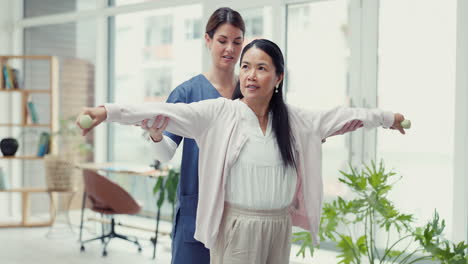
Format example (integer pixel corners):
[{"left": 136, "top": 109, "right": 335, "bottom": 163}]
[{"left": 79, "top": 169, "right": 142, "bottom": 257}]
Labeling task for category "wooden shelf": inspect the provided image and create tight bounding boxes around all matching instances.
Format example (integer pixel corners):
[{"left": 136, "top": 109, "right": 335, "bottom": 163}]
[
  {"left": 0, "top": 187, "right": 48, "bottom": 193},
  {"left": 0, "top": 89, "right": 51, "bottom": 93},
  {"left": 0, "top": 187, "right": 54, "bottom": 228},
  {"left": 0, "top": 55, "right": 53, "bottom": 60},
  {"left": 0, "top": 55, "right": 59, "bottom": 228},
  {"left": 0, "top": 156, "right": 44, "bottom": 160}
]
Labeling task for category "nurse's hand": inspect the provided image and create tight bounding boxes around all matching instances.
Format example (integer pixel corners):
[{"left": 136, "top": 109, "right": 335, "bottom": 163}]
[
  {"left": 141, "top": 115, "right": 170, "bottom": 142},
  {"left": 322, "top": 120, "right": 363, "bottom": 143}
]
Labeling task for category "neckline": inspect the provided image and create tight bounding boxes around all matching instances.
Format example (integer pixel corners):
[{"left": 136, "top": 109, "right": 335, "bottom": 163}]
[
  {"left": 237, "top": 100, "right": 272, "bottom": 137},
  {"left": 199, "top": 74, "right": 222, "bottom": 97}
]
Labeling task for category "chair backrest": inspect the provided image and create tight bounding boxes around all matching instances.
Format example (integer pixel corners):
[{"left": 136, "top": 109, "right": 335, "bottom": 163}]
[{"left": 83, "top": 169, "right": 141, "bottom": 215}]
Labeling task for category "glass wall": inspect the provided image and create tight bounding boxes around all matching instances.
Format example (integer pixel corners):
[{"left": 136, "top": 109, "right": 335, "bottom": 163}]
[
  {"left": 286, "top": 0, "right": 351, "bottom": 202},
  {"left": 377, "top": 0, "right": 457, "bottom": 240},
  {"left": 241, "top": 7, "right": 273, "bottom": 42},
  {"left": 108, "top": 4, "right": 202, "bottom": 215}
]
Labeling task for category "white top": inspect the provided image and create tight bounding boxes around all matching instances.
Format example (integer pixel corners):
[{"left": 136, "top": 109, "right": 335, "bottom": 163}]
[
  {"left": 150, "top": 134, "right": 178, "bottom": 162},
  {"left": 225, "top": 107, "right": 297, "bottom": 210}
]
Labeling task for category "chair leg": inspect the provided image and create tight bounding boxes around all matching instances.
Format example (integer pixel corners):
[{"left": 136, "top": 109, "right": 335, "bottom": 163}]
[
  {"left": 80, "top": 216, "right": 142, "bottom": 256},
  {"left": 114, "top": 233, "right": 142, "bottom": 251},
  {"left": 79, "top": 191, "right": 87, "bottom": 242},
  {"left": 81, "top": 233, "right": 111, "bottom": 245},
  {"left": 100, "top": 213, "right": 106, "bottom": 244},
  {"left": 102, "top": 234, "right": 113, "bottom": 257}
]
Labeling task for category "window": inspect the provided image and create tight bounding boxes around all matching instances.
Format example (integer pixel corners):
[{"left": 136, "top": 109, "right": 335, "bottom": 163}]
[
  {"left": 109, "top": 0, "right": 153, "bottom": 6},
  {"left": 377, "top": 0, "right": 457, "bottom": 240},
  {"left": 144, "top": 67, "right": 172, "bottom": 98},
  {"left": 241, "top": 7, "right": 272, "bottom": 41},
  {"left": 286, "top": 0, "right": 351, "bottom": 201},
  {"left": 184, "top": 18, "right": 202, "bottom": 40},
  {"left": 21, "top": 19, "right": 96, "bottom": 212},
  {"left": 145, "top": 15, "right": 173, "bottom": 46},
  {"left": 24, "top": 0, "right": 97, "bottom": 18},
  {"left": 109, "top": 4, "right": 202, "bottom": 215},
  {"left": 245, "top": 17, "right": 263, "bottom": 37}
]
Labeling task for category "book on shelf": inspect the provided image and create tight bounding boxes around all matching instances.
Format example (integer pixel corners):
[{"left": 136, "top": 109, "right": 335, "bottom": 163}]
[
  {"left": 37, "top": 132, "right": 50, "bottom": 157},
  {"left": 0, "top": 167, "right": 10, "bottom": 190},
  {"left": 2, "top": 65, "right": 10, "bottom": 89},
  {"left": 2, "top": 64, "right": 21, "bottom": 89},
  {"left": 26, "top": 95, "right": 39, "bottom": 124},
  {"left": 11, "top": 68, "right": 20, "bottom": 89}
]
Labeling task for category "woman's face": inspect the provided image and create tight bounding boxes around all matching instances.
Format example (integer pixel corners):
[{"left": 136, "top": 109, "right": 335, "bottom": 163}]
[
  {"left": 205, "top": 23, "right": 244, "bottom": 71},
  {"left": 239, "top": 47, "right": 283, "bottom": 103}
]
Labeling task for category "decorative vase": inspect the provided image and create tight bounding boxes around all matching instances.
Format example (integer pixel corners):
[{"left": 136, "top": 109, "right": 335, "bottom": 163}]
[
  {"left": 44, "top": 154, "right": 76, "bottom": 191},
  {"left": 0, "top": 138, "right": 19, "bottom": 156}
]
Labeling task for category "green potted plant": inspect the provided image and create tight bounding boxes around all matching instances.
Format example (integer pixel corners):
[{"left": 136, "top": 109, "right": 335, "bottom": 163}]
[
  {"left": 44, "top": 117, "right": 92, "bottom": 191},
  {"left": 153, "top": 168, "right": 179, "bottom": 221},
  {"left": 150, "top": 167, "right": 179, "bottom": 253},
  {"left": 293, "top": 161, "right": 468, "bottom": 264}
]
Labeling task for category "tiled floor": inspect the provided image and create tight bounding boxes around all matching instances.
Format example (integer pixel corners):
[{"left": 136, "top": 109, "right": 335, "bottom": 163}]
[{"left": 0, "top": 210, "right": 339, "bottom": 264}]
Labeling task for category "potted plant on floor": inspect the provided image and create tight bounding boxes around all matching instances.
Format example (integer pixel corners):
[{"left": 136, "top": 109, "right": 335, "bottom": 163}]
[{"left": 293, "top": 161, "right": 468, "bottom": 264}]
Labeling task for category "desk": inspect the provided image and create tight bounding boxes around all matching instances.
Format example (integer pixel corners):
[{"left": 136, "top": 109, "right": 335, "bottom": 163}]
[{"left": 76, "top": 163, "right": 169, "bottom": 259}]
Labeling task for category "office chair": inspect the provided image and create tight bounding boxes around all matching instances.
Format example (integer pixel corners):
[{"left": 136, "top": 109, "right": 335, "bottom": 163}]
[{"left": 79, "top": 169, "right": 142, "bottom": 257}]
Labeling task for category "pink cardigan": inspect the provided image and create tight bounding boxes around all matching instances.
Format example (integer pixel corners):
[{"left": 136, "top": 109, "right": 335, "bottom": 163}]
[{"left": 105, "top": 98, "right": 394, "bottom": 249}]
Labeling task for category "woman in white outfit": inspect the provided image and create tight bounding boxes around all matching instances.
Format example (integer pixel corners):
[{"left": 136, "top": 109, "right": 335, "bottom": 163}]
[{"left": 78, "top": 39, "right": 406, "bottom": 264}]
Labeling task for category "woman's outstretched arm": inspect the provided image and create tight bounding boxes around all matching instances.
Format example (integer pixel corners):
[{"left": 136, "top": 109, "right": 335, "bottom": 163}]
[
  {"left": 316, "top": 106, "right": 406, "bottom": 138},
  {"left": 76, "top": 98, "right": 226, "bottom": 140},
  {"left": 293, "top": 105, "right": 407, "bottom": 139}
]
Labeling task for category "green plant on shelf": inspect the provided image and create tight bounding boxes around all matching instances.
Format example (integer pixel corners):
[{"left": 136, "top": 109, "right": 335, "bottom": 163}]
[
  {"left": 55, "top": 117, "right": 92, "bottom": 158},
  {"left": 292, "top": 160, "right": 468, "bottom": 264}
]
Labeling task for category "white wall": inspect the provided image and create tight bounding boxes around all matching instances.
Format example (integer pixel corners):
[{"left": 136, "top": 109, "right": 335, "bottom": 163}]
[
  {"left": 0, "top": 0, "right": 14, "bottom": 218},
  {"left": 0, "top": 0, "right": 13, "bottom": 54}
]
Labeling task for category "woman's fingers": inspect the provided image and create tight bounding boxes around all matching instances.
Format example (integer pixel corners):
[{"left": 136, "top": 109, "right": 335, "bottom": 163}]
[
  {"left": 391, "top": 113, "right": 406, "bottom": 135},
  {"left": 82, "top": 117, "right": 103, "bottom": 136},
  {"left": 340, "top": 120, "right": 363, "bottom": 135},
  {"left": 160, "top": 117, "right": 170, "bottom": 130},
  {"left": 152, "top": 115, "right": 163, "bottom": 129},
  {"left": 140, "top": 116, "right": 170, "bottom": 143},
  {"left": 349, "top": 120, "right": 362, "bottom": 131},
  {"left": 341, "top": 122, "right": 351, "bottom": 132},
  {"left": 142, "top": 119, "right": 149, "bottom": 129}
]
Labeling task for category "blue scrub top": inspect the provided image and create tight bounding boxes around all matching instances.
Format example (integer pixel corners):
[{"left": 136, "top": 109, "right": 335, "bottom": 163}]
[{"left": 164, "top": 74, "right": 221, "bottom": 241}]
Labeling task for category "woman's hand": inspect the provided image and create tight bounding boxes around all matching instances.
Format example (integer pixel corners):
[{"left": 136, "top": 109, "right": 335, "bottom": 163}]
[
  {"left": 330, "top": 120, "right": 363, "bottom": 137},
  {"left": 323, "top": 120, "right": 363, "bottom": 143},
  {"left": 76, "top": 106, "right": 107, "bottom": 136},
  {"left": 141, "top": 115, "right": 170, "bottom": 142},
  {"left": 391, "top": 113, "right": 406, "bottom": 134}
]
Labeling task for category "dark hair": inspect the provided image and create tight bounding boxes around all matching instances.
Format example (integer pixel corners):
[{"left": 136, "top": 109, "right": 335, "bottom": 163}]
[
  {"left": 205, "top": 7, "right": 245, "bottom": 38},
  {"left": 232, "top": 39, "right": 296, "bottom": 168}
]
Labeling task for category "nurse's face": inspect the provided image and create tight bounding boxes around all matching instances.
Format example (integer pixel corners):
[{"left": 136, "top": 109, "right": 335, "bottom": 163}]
[{"left": 205, "top": 23, "right": 244, "bottom": 71}]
